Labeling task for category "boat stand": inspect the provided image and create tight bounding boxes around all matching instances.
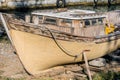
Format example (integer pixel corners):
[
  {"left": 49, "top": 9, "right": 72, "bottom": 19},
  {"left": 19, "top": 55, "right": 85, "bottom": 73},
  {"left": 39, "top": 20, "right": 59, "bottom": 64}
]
[{"left": 82, "top": 50, "right": 92, "bottom": 80}]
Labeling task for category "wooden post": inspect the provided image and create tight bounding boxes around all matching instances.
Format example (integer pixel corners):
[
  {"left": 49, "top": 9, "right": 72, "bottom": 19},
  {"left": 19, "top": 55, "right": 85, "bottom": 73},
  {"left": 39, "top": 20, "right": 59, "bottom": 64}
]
[
  {"left": 93, "top": 0, "right": 98, "bottom": 8},
  {"left": 72, "top": 20, "right": 80, "bottom": 35},
  {"left": 82, "top": 50, "right": 92, "bottom": 80},
  {"left": 32, "top": 15, "right": 39, "bottom": 25},
  {"left": 25, "top": 15, "right": 31, "bottom": 23},
  {"left": 108, "top": 0, "right": 111, "bottom": 7},
  {"left": 57, "top": 18, "right": 62, "bottom": 26},
  {"left": 41, "top": 16, "right": 45, "bottom": 23}
]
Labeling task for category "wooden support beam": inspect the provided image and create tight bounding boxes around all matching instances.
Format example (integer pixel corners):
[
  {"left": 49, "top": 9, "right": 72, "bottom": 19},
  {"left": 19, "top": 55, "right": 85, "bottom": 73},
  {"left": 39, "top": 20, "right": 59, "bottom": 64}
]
[{"left": 82, "top": 50, "right": 92, "bottom": 80}]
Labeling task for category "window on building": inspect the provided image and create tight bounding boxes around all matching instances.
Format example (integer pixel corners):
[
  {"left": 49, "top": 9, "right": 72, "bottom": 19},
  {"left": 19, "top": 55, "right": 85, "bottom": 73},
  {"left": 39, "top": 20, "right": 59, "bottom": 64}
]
[{"left": 92, "top": 19, "right": 97, "bottom": 25}]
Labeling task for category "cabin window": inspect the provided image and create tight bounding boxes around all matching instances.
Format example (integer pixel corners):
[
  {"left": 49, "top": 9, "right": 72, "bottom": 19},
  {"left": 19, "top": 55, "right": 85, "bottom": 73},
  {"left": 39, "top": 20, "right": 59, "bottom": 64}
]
[
  {"left": 92, "top": 19, "right": 97, "bottom": 25},
  {"left": 98, "top": 18, "right": 103, "bottom": 25},
  {"left": 60, "top": 19, "right": 72, "bottom": 27},
  {"left": 44, "top": 17, "right": 56, "bottom": 25},
  {"left": 37, "top": 15, "right": 43, "bottom": 23},
  {"left": 85, "top": 20, "right": 90, "bottom": 26},
  {"left": 38, "top": 15, "right": 43, "bottom": 19},
  {"left": 63, "top": 19, "right": 72, "bottom": 23}
]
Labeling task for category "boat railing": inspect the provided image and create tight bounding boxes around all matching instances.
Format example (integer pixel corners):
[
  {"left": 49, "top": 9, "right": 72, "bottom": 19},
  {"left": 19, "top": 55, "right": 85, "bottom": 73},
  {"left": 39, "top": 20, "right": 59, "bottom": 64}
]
[
  {"left": 7, "top": 14, "right": 105, "bottom": 38},
  {"left": 95, "top": 31, "right": 120, "bottom": 39},
  {"left": 94, "top": 31, "right": 120, "bottom": 43},
  {"left": 70, "top": 13, "right": 105, "bottom": 18},
  {"left": 8, "top": 18, "right": 95, "bottom": 41},
  {"left": 9, "top": 16, "right": 120, "bottom": 43},
  {"left": 3, "top": 13, "right": 120, "bottom": 43}
]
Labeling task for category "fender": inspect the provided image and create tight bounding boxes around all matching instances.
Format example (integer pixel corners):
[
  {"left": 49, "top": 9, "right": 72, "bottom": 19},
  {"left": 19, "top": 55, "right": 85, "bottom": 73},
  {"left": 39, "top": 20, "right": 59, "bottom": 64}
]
[
  {"left": 93, "top": 0, "right": 98, "bottom": 8},
  {"left": 56, "top": 0, "right": 66, "bottom": 8},
  {"left": 108, "top": 0, "right": 112, "bottom": 7}
]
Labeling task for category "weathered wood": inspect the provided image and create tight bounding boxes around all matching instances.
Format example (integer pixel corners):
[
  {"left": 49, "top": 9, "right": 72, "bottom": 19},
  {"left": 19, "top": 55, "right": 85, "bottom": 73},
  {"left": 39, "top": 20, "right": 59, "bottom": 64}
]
[
  {"left": 9, "top": 19, "right": 95, "bottom": 42},
  {"left": 35, "top": 66, "right": 65, "bottom": 77},
  {"left": 66, "top": 70, "right": 87, "bottom": 78},
  {"left": 82, "top": 50, "right": 92, "bottom": 80},
  {"left": 3, "top": 11, "right": 120, "bottom": 43},
  {"left": 64, "top": 64, "right": 83, "bottom": 72},
  {"left": 33, "top": 16, "right": 39, "bottom": 25},
  {"left": 0, "top": 14, "right": 13, "bottom": 44},
  {"left": 7, "top": 16, "right": 120, "bottom": 43}
]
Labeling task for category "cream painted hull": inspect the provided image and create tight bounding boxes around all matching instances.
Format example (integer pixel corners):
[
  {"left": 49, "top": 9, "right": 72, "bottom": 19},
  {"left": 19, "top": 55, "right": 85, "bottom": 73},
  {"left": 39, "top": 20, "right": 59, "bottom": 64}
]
[{"left": 10, "top": 29, "right": 120, "bottom": 75}]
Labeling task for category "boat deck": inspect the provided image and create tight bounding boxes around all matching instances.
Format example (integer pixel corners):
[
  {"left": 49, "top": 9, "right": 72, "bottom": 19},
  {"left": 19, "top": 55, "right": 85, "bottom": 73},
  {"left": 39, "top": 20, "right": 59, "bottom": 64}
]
[{"left": 32, "top": 9, "right": 106, "bottom": 20}]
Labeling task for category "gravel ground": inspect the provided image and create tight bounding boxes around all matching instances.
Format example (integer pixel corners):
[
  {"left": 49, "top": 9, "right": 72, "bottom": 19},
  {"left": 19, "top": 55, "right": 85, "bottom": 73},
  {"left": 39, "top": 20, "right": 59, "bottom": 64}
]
[{"left": 0, "top": 41, "right": 28, "bottom": 78}]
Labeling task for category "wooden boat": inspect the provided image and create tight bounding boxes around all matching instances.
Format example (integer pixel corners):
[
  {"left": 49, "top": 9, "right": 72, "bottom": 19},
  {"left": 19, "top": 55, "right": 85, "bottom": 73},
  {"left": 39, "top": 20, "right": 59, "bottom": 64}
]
[{"left": 0, "top": 9, "right": 120, "bottom": 75}]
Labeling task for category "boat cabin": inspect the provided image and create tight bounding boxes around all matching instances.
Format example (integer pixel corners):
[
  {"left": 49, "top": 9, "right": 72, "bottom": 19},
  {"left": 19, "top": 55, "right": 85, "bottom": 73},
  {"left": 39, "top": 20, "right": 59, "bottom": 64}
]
[{"left": 27, "top": 10, "right": 107, "bottom": 37}]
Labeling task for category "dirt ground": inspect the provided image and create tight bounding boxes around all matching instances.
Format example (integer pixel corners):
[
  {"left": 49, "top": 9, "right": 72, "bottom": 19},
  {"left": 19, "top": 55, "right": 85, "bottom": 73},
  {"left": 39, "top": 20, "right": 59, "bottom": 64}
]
[
  {"left": 0, "top": 41, "right": 28, "bottom": 78},
  {"left": 0, "top": 39, "right": 120, "bottom": 80}
]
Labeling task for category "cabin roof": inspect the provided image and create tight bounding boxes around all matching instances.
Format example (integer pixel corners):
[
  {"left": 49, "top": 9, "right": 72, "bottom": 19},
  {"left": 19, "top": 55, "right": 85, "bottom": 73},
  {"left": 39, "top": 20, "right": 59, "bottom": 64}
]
[{"left": 32, "top": 9, "right": 106, "bottom": 20}]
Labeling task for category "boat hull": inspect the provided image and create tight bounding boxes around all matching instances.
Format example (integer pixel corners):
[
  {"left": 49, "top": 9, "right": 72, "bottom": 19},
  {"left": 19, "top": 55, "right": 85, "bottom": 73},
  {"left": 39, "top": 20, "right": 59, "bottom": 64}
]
[{"left": 10, "top": 29, "right": 120, "bottom": 75}]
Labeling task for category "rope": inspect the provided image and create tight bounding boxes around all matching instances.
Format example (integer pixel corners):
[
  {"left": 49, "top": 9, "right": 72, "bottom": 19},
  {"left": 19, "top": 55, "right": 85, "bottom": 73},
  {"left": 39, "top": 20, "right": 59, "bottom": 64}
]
[{"left": 43, "top": 26, "right": 81, "bottom": 59}]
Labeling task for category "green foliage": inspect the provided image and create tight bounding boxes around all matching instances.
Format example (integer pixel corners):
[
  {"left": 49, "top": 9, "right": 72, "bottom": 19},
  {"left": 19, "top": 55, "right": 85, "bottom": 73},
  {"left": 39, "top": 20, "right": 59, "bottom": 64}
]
[{"left": 93, "top": 71, "right": 120, "bottom": 80}]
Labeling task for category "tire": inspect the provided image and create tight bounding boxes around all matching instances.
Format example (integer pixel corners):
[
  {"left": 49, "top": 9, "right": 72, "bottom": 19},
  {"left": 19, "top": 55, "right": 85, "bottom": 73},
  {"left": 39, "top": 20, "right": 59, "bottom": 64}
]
[
  {"left": 108, "top": 49, "right": 120, "bottom": 61},
  {"left": 94, "top": 0, "right": 98, "bottom": 4},
  {"left": 56, "top": 0, "right": 66, "bottom": 8},
  {"left": 93, "top": 0, "right": 98, "bottom": 8},
  {"left": 108, "top": 0, "right": 112, "bottom": 7}
]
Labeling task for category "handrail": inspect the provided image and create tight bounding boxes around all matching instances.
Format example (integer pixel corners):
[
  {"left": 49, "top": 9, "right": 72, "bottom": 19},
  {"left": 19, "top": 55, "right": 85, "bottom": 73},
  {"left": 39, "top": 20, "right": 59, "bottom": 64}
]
[
  {"left": 70, "top": 12, "right": 106, "bottom": 18},
  {"left": 95, "top": 31, "right": 120, "bottom": 39}
]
